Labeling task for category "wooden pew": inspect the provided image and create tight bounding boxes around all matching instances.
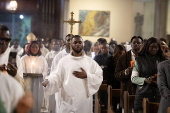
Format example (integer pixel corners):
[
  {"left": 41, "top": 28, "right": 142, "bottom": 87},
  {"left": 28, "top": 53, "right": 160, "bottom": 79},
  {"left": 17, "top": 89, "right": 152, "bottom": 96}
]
[
  {"left": 95, "top": 84, "right": 108, "bottom": 113},
  {"left": 124, "top": 91, "right": 135, "bottom": 113},
  {"left": 112, "top": 89, "right": 121, "bottom": 112},
  {"left": 143, "top": 98, "right": 159, "bottom": 113},
  {"left": 107, "top": 85, "right": 114, "bottom": 113},
  {"left": 167, "top": 107, "right": 170, "bottom": 113}
]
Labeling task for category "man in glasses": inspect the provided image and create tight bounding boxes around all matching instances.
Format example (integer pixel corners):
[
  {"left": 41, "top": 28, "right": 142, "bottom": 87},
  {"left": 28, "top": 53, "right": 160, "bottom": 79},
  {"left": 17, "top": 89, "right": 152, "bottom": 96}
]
[
  {"left": 0, "top": 25, "right": 25, "bottom": 87},
  {"left": 0, "top": 25, "right": 33, "bottom": 113}
]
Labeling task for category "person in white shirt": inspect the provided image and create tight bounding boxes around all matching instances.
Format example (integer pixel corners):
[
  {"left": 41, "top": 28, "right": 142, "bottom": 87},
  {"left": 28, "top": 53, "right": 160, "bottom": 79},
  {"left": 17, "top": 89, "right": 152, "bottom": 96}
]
[
  {"left": 43, "top": 35, "right": 103, "bottom": 113},
  {"left": 10, "top": 39, "right": 22, "bottom": 53},
  {"left": 36, "top": 37, "right": 49, "bottom": 57},
  {"left": 45, "top": 39, "right": 60, "bottom": 73},
  {"left": 50, "top": 34, "right": 73, "bottom": 72},
  {"left": 21, "top": 41, "right": 48, "bottom": 113},
  {"left": 48, "top": 34, "right": 73, "bottom": 113}
]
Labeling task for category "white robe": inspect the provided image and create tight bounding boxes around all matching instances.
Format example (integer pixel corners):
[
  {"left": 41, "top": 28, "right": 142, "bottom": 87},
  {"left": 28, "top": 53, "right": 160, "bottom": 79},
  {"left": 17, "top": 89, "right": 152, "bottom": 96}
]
[
  {"left": 45, "top": 50, "right": 59, "bottom": 112},
  {"left": 10, "top": 45, "right": 22, "bottom": 53},
  {"left": 17, "top": 48, "right": 24, "bottom": 57},
  {"left": 45, "top": 52, "right": 103, "bottom": 113},
  {"left": 0, "top": 47, "right": 23, "bottom": 78},
  {"left": 0, "top": 72, "right": 24, "bottom": 113},
  {"left": 41, "top": 45, "right": 49, "bottom": 57},
  {"left": 50, "top": 49, "right": 69, "bottom": 72},
  {"left": 50, "top": 49, "right": 69, "bottom": 113},
  {"left": 21, "top": 55, "right": 48, "bottom": 113},
  {"left": 45, "top": 50, "right": 59, "bottom": 74}
]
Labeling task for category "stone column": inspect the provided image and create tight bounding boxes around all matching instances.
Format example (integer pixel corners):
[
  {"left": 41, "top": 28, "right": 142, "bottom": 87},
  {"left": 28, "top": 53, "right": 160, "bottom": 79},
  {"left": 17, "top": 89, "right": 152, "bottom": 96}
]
[{"left": 154, "top": 0, "right": 168, "bottom": 38}]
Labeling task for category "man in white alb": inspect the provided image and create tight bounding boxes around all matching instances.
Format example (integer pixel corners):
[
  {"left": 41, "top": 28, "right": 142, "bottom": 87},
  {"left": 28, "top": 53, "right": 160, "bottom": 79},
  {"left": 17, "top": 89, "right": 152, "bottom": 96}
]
[{"left": 43, "top": 35, "right": 103, "bottom": 113}]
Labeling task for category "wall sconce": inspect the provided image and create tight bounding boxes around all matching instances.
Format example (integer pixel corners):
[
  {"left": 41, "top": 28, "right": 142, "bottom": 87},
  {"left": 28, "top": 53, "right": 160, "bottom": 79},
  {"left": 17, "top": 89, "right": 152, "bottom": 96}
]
[{"left": 6, "top": 0, "right": 18, "bottom": 11}]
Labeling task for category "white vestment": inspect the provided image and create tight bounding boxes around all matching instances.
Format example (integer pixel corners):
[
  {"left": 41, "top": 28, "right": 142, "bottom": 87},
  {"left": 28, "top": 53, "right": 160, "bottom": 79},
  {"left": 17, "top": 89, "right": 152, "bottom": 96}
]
[
  {"left": 0, "top": 47, "right": 23, "bottom": 78},
  {"left": 0, "top": 72, "right": 24, "bottom": 113},
  {"left": 51, "top": 49, "right": 69, "bottom": 72},
  {"left": 50, "top": 49, "right": 69, "bottom": 113},
  {"left": 45, "top": 50, "right": 59, "bottom": 74},
  {"left": 21, "top": 55, "right": 48, "bottom": 113},
  {"left": 45, "top": 50, "right": 59, "bottom": 112},
  {"left": 10, "top": 45, "right": 22, "bottom": 53},
  {"left": 41, "top": 45, "right": 49, "bottom": 57},
  {"left": 17, "top": 48, "right": 24, "bottom": 57},
  {"left": 45, "top": 52, "right": 103, "bottom": 113}
]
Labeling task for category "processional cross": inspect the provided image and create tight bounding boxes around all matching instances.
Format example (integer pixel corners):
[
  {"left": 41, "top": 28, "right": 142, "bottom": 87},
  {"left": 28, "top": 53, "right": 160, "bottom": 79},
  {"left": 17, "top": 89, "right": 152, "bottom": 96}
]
[{"left": 63, "top": 12, "right": 82, "bottom": 39}]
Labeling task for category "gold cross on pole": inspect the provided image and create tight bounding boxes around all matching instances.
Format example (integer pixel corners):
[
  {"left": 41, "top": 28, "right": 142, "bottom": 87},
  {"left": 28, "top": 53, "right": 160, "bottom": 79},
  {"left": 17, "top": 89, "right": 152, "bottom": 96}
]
[{"left": 63, "top": 12, "right": 82, "bottom": 36}]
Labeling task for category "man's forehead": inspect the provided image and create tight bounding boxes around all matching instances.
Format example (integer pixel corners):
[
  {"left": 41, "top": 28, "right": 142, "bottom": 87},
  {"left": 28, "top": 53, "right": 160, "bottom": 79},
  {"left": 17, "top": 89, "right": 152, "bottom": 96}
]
[
  {"left": 72, "top": 37, "right": 83, "bottom": 41},
  {"left": 0, "top": 30, "right": 10, "bottom": 38}
]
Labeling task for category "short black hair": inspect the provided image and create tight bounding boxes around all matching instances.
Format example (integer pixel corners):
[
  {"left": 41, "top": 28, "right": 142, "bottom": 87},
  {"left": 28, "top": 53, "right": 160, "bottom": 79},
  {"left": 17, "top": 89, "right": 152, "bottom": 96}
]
[
  {"left": 97, "top": 38, "right": 107, "bottom": 44},
  {"left": 0, "top": 25, "right": 9, "bottom": 31},
  {"left": 72, "top": 35, "right": 83, "bottom": 40},
  {"left": 65, "top": 34, "right": 74, "bottom": 39},
  {"left": 130, "top": 36, "right": 143, "bottom": 42}
]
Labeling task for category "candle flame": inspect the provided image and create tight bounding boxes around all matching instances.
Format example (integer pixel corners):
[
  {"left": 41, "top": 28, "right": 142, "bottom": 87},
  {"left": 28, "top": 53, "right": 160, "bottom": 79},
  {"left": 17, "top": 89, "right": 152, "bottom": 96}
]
[{"left": 31, "top": 61, "right": 35, "bottom": 65}]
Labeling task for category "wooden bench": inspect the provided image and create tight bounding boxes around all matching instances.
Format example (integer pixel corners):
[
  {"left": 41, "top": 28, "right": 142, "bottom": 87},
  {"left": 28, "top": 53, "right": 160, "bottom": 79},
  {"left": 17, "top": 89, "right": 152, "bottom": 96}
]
[
  {"left": 143, "top": 98, "right": 159, "bottom": 113},
  {"left": 95, "top": 84, "right": 108, "bottom": 113},
  {"left": 124, "top": 91, "right": 135, "bottom": 113},
  {"left": 107, "top": 85, "right": 114, "bottom": 113}
]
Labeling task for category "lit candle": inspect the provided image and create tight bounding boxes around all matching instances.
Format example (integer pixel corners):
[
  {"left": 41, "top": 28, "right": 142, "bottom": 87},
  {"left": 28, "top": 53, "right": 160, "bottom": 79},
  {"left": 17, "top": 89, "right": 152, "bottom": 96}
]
[{"left": 31, "top": 61, "right": 35, "bottom": 73}]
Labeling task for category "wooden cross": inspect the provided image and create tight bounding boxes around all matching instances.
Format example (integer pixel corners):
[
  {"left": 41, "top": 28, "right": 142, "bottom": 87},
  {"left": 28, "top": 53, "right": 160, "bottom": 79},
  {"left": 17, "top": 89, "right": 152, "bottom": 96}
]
[{"left": 63, "top": 12, "right": 82, "bottom": 36}]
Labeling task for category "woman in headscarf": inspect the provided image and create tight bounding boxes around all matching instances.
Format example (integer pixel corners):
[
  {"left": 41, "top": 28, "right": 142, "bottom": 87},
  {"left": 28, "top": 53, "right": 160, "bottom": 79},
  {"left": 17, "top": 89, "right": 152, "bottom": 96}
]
[{"left": 21, "top": 41, "right": 48, "bottom": 113}]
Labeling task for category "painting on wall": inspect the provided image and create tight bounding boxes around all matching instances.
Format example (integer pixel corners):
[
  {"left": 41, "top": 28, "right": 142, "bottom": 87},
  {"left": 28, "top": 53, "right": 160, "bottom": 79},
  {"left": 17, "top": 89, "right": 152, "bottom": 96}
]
[{"left": 79, "top": 10, "right": 110, "bottom": 37}]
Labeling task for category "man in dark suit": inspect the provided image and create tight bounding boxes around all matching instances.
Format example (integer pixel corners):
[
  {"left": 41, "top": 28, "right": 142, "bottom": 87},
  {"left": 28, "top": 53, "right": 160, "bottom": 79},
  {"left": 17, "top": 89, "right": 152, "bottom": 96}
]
[
  {"left": 157, "top": 60, "right": 170, "bottom": 113},
  {"left": 115, "top": 36, "right": 143, "bottom": 110}
]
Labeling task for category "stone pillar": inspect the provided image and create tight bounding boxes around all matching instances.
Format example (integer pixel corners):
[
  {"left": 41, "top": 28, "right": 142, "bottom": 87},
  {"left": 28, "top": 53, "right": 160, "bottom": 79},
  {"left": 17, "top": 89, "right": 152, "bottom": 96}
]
[{"left": 154, "top": 0, "right": 168, "bottom": 38}]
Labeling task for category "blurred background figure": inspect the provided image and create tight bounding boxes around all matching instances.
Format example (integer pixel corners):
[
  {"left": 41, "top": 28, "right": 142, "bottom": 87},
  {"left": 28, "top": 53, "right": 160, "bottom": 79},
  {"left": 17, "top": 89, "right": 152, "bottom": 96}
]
[
  {"left": 45, "top": 39, "right": 60, "bottom": 73},
  {"left": 109, "top": 38, "right": 117, "bottom": 54},
  {"left": 20, "top": 43, "right": 30, "bottom": 57},
  {"left": 26, "top": 33, "right": 36, "bottom": 43},
  {"left": 36, "top": 37, "right": 49, "bottom": 57},
  {"left": 84, "top": 40, "right": 92, "bottom": 57},
  {"left": 10, "top": 39, "right": 22, "bottom": 53},
  {"left": 91, "top": 42, "right": 100, "bottom": 59}
]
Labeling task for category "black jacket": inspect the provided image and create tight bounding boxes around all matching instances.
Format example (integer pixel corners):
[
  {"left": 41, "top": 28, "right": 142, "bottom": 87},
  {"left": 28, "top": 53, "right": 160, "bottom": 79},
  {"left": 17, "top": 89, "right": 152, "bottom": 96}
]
[{"left": 134, "top": 54, "right": 163, "bottom": 110}]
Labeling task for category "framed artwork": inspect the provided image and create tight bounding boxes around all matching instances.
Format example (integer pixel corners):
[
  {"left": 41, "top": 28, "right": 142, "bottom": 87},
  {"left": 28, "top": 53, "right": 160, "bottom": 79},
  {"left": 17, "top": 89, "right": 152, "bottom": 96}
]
[{"left": 79, "top": 10, "right": 110, "bottom": 37}]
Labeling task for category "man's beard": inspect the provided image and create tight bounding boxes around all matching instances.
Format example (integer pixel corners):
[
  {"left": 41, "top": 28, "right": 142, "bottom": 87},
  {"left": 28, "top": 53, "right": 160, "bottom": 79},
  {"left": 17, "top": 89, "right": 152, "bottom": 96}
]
[{"left": 72, "top": 47, "right": 83, "bottom": 53}]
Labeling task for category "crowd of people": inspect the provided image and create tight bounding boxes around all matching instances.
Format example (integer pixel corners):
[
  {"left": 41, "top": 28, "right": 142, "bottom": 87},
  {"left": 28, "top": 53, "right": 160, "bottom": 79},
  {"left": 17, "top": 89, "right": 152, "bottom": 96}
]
[{"left": 1, "top": 24, "right": 170, "bottom": 113}]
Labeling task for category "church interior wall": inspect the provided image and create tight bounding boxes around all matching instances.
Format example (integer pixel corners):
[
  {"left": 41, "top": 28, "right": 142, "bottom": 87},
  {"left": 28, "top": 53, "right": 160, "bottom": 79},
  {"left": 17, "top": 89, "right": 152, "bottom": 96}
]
[
  {"left": 68, "top": 0, "right": 154, "bottom": 44},
  {"left": 167, "top": 0, "right": 170, "bottom": 35}
]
